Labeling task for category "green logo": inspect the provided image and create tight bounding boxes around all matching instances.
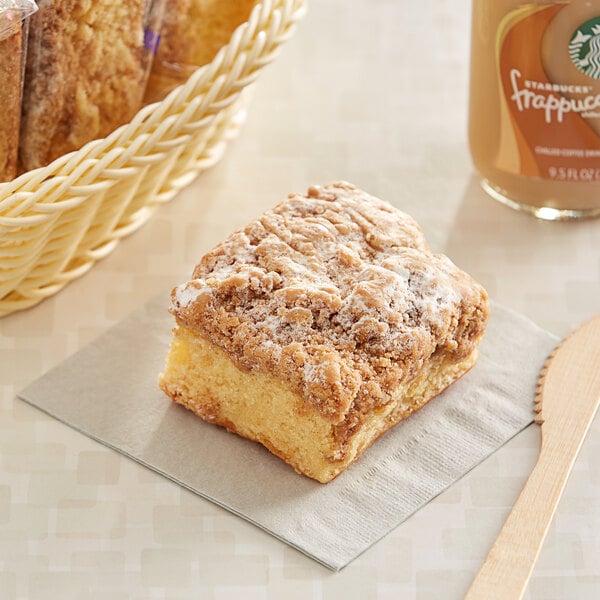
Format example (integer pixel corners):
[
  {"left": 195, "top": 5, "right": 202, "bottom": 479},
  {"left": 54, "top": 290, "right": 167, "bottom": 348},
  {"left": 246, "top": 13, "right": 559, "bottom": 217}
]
[{"left": 569, "top": 17, "right": 600, "bottom": 79}]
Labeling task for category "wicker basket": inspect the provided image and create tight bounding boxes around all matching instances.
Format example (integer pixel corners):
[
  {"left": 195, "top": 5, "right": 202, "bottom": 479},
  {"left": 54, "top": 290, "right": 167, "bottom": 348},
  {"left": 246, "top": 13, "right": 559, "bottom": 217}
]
[{"left": 0, "top": 0, "right": 306, "bottom": 317}]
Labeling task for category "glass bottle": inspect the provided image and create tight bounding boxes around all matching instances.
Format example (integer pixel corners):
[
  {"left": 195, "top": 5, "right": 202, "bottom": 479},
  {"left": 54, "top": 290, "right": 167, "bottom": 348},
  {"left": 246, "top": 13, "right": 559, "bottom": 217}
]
[{"left": 469, "top": 0, "right": 600, "bottom": 219}]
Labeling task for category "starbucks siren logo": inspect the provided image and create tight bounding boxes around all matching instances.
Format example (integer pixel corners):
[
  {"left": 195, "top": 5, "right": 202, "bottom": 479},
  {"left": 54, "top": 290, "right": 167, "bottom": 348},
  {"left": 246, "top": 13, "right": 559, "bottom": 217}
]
[{"left": 569, "top": 17, "right": 600, "bottom": 79}]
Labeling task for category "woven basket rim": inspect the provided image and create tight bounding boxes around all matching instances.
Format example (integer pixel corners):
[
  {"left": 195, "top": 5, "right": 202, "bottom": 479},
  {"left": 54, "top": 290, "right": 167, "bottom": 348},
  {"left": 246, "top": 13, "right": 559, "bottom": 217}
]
[
  {"left": 0, "top": 0, "right": 306, "bottom": 317},
  {"left": 0, "top": 0, "right": 306, "bottom": 198}
]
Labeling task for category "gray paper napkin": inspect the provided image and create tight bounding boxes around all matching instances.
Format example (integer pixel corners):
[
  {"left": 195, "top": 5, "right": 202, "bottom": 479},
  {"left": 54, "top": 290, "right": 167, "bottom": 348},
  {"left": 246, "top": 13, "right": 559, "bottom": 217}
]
[{"left": 18, "top": 296, "right": 558, "bottom": 570}]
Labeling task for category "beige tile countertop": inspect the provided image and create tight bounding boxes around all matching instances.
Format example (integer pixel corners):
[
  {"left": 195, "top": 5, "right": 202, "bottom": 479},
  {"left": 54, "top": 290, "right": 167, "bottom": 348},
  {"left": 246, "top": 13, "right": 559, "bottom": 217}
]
[{"left": 1, "top": 1, "right": 599, "bottom": 598}]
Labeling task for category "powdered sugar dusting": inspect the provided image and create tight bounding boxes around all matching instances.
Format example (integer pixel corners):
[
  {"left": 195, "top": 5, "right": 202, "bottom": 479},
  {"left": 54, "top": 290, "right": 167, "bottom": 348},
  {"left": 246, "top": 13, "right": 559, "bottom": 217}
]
[{"left": 173, "top": 281, "right": 211, "bottom": 309}]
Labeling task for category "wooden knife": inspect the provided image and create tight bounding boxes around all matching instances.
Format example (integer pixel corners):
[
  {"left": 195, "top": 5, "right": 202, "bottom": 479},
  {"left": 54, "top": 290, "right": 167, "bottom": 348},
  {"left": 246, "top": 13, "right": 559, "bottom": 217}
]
[{"left": 465, "top": 316, "right": 600, "bottom": 600}]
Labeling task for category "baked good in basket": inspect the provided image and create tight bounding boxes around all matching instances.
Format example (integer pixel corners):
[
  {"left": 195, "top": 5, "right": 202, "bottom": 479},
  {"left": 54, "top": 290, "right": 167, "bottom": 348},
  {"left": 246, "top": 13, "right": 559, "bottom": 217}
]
[
  {"left": 159, "top": 182, "right": 490, "bottom": 483},
  {"left": 145, "top": 0, "right": 258, "bottom": 103},
  {"left": 19, "top": 0, "right": 161, "bottom": 170},
  {"left": 0, "top": 0, "right": 36, "bottom": 182},
  {"left": 0, "top": 28, "right": 23, "bottom": 182}
]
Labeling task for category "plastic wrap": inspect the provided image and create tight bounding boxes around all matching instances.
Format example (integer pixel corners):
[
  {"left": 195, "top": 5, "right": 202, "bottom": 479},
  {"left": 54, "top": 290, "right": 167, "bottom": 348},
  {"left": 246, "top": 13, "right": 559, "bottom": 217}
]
[
  {"left": 0, "top": 0, "right": 37, "bottom": 182},
  {"left": 144, "top": 0, "right": 258, "bottom": 104},
  {"left": 19, "top": 0, "right": 166, "bottom": 171}
]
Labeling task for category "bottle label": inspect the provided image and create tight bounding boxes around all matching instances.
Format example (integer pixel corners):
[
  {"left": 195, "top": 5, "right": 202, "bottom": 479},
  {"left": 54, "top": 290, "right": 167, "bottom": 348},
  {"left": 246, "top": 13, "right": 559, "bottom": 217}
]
[{"left": 496, "top": 5, "right": 600, "bottom": 182}]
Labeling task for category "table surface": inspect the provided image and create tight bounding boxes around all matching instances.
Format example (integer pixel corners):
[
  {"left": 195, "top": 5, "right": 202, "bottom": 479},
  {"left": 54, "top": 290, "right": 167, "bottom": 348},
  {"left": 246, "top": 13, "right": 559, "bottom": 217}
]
[{"left": 2, "top": 2, "right": 600, "bottom": 598}]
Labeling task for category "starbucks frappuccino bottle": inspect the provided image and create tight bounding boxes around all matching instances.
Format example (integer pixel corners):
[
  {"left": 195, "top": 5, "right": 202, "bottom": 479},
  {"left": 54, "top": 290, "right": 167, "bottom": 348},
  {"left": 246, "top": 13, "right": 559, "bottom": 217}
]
[{"left": 469, "top": 0, "right": 600, "bottom": 219}]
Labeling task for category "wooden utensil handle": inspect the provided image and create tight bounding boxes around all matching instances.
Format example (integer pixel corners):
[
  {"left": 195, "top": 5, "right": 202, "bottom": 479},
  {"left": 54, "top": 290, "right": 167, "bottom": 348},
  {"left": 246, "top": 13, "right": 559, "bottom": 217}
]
[{"left": 464, "top": 443, "right": 576, "bottom": 600}]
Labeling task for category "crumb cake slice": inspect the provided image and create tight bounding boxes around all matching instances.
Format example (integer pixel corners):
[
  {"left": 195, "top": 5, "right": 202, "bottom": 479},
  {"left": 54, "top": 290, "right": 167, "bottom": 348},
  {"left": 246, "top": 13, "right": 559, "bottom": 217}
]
[{"left": 159, "top": 182, "right": 489, "bottom": 483}]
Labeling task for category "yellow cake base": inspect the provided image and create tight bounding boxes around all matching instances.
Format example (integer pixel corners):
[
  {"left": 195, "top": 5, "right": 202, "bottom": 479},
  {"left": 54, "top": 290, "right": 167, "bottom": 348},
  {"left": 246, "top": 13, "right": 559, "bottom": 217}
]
[{"left": 159, "top": 325, "right": 478, "bottom": 483}]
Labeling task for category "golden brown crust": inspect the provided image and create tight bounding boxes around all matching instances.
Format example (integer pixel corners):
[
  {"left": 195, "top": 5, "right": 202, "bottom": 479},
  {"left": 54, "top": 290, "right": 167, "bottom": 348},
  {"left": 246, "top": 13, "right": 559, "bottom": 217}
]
[
  {"left": 144, "top": 0, "right": 257, "bottom": 103},
  {"left": 157, "top": 0, "right": 257, "bottom": 68},
  {"left": 0, "top": 27, "right": 23, "bottom": 182},
  {"left": 20, "top": 0, "right": 151, "bottom": 170},
  {"left": 171, "top": 182, "right": 490, "bottom": 429}
]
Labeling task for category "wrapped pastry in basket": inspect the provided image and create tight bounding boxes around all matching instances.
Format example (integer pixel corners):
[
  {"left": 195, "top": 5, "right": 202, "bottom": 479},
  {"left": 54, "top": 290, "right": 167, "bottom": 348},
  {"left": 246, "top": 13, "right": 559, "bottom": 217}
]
[
  {"left": 144, "top": 0, "right": 258, "bottom": 103},
  {"left": 19, "top": 0, "right": 166, "bottom": 171},
  {"left": 0, "top": 0, "right": 37, "bottom": 182}
]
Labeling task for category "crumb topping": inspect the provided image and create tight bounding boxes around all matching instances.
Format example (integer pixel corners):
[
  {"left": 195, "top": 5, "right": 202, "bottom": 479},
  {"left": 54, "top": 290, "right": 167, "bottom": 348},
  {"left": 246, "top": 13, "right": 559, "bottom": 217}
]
[{"left": 171, "top": 182, "right": 489, "bottom": 425}]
